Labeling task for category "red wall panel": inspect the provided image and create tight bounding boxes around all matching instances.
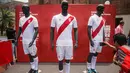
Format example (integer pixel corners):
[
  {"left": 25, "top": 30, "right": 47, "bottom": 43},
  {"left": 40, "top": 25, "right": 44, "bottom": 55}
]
[
  {"left": 0, "top": 41, "right": 13, "bottom": 65},
  {"left": 15, "top": 4, "right": 116, "bottom": 62}
]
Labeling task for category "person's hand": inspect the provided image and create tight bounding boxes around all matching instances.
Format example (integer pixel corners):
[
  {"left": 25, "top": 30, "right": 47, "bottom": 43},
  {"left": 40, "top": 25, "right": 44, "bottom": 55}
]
[
  {"left": 113, "top": 60, "right": 118, "bottom": 65},
  {"left": 74, "top": 43, "right": 78, "bottom": 51},
  {"left": 29, "top": 41, "right": 34, "bottom": 47},
  {"left": 51, "top": 43, "right": 54, "bottom": 51},
  {"left": 113, "top": 60, "right": 121, "bottom": 66},
  {"left": 90, "top": 40, "right": 94, "bottom": 47}
]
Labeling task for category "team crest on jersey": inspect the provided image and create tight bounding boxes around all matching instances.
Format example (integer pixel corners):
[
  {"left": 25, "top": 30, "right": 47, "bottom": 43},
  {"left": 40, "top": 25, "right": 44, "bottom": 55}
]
[
  {"left": 28, "top": 19, "right": 31, "bottom": 23},
  {"left": 69, "top": 18, "right": 72, "bottom": 22}
]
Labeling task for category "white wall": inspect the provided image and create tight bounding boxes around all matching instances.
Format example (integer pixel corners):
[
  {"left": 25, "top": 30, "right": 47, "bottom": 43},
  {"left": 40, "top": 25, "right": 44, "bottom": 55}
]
[
  {"left": 116, "top": 15, "right": 130, "bottom": 36},
  {"left": 14, "top": 0, "right": 28, "bottom": 3},
  {"left": 0, "top": 0, "right": 12, "bottom": 3}
]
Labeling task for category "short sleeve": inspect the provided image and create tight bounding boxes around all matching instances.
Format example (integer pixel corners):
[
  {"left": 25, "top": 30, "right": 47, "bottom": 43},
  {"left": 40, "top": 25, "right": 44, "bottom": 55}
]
[
  {"left": 51, "top": 16, "right": 56, "bottom": 27},
  {"left": 88, "top": 16, "right": 94, "bottom": 26},
  {"left": 72, "top": 17, "right": 78, "bottom": 28},
  {"left": 33, "top": 18, "right": 38, "bottom": 27},
  {"left": 19, "top": 18, "right": 22, "bottom": 27}
]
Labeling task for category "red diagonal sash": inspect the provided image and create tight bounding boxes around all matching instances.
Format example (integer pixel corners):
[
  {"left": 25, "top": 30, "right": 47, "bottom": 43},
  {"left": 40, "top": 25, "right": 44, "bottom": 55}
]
[
  {"left": 22, "top": 17, "right": 33, "bottom": 33},
  {"left": 56, "top": 16, "right": 74, "bottom": 41},
  {"left": 92, "top": 19, "right": 105, "bottom": 38}
]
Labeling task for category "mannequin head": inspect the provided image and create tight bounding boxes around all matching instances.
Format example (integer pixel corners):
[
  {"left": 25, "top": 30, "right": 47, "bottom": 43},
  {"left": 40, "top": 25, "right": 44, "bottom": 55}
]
[
  {"left": 22, "top": 4, "right": 30, "bottom": 17},
  {"left": 61, "top": 0, "right": 68, "bottom": 16},
  {"left": 96, "top": 4, "right": 105, "bottom": 17}
]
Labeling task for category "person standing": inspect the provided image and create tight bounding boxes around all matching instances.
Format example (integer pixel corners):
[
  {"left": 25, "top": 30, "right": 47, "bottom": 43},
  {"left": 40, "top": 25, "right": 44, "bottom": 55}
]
[
  {"left": 6, "top": 23, "right": 16, "bottom": 64},
  {"left": 115, "top": 20, "right": 124, "bottom": 34},
  {"left": 86, "top": 4, "right": 105, "bottom": 73},
  {"left": 16, "top": 4, "right": 39, "bottom": 73},
  {"left": 50, "top": 0, "right": 78, "bottom": 73}
]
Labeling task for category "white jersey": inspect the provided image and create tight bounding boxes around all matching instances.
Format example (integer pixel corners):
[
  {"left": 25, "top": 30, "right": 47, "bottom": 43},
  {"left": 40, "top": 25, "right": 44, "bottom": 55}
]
[
  {"left": 88, "top": 14, "right": 105, "bottom": 42},
  {"left": 51, "top": 13, "right": 77, "bottom": 46},
  {"left": 19, "top": 15, "right": 38, "bottom": 44}
]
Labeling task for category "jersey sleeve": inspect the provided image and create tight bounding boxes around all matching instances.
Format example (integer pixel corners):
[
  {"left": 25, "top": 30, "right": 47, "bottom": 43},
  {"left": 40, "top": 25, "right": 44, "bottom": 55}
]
[
  {"left": 51, "top": 16, "right": 56, "bottom": 27},
  {"left": 33, "top": 17, "right": 38, "bottom": 27},
  {"left": 19, "top": 18, "right": 22, "bottom": 27},
  {"left": 72, "top": 17, "right": 78, "bottom": 28},
  {"left": 88, "top": 16, "right": 94, "bottom": 26}
]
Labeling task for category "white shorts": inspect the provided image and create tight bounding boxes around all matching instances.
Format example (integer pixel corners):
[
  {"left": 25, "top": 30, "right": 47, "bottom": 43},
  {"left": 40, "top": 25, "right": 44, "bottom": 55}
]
[
  {"left": 90, "top": 41, "right": 102, "bottom": 53},
  {"left": 56, "top": 46, "right": 73, "bottom": 61},
  {"left": 23, "top": 44, "right": 37, "bottom": 56}
]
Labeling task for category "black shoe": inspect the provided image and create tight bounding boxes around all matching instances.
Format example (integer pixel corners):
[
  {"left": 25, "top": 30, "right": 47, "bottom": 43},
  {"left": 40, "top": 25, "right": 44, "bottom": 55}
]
[
  {"left": 28, "top": 69, "right": 34, "bottom": 73},
  {"left": 33, "top": 70, "right": 38, "bottom": 73}
]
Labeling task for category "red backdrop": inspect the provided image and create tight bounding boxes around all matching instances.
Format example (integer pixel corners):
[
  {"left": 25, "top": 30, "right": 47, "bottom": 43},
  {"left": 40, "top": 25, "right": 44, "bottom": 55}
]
[
  {"left": 15, "top": 4, "right": 116, "bottom": 62},
  {"left": 0, "top": 41, "right": 13, "bottom": 65}
]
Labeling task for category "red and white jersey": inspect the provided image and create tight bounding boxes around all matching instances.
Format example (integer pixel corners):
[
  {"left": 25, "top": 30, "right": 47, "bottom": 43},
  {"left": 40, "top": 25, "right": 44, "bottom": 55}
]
[
  {"left": 88, "top": 14, "right": 105, "bottom": 42},
  {"left": 51, "top": 13, "right": 77, "bottom": 46},
  {"left": 19, "top": 15, "right": 38, "bottom": 44},
  {"left": 115, "top": 25, "right": 124, "bottom": 34}
]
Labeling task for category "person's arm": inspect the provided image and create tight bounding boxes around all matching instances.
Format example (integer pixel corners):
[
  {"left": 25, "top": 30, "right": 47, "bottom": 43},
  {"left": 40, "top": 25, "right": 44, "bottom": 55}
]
[
  {"left": 16, "top": 27, "right": 22, "bottom": 41},
  {"left": 50, "top": 27, "right": 55, "bottom": 50},
  {"left": 74, "top": 28, "right": 78, "bottom": 44},
  {"left": 73, "top": 17, "right": 78, "bottom": 49},
  {"left": 113, "top": 54, "right": 121, "bottom": 66},
  {"left": 88, "top": 26, "right": 92, "bottom": 42},
  {"left": 16, "top": 18, "right": 22, "bottom": 41},
  {"left": 29, "top": 27, "right": 38, "bottom": 47},
  {"left": 103, "top": 26, "right": 105, "bottom": 41},
  {"left": 50, "top": 16, "right": 56, "bottom": 50},
  {"left": 50, "top": 27, "right": 55, "bottom": 41},
  {"left": 87, "top": 16, "right": 94, "bottom": 47},
  {"left": 74, "top": 28, "right": 78, "bottom": 49},
  {"left": 104, "top": 41, "right": 117, "bottom": 51},
  {"left": 113, "top": 59, "right": 121, "bottom": 66},
  {"left": 88, "top": 26, "right": 94, "bottom": 47},
  {"left": 15, "top": 27, "right": 22, "bottom": 46}
]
